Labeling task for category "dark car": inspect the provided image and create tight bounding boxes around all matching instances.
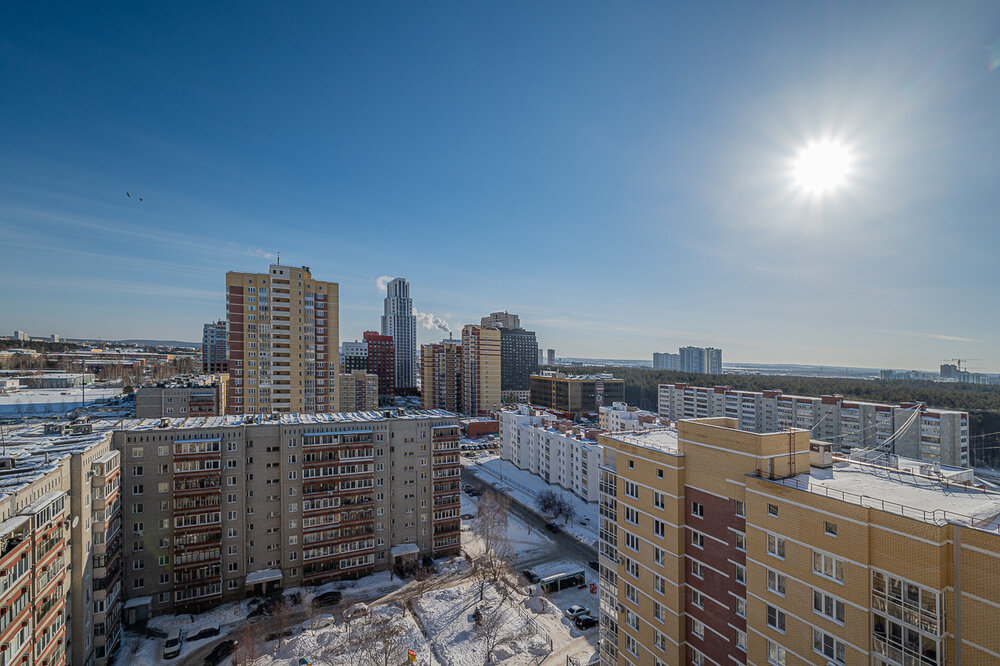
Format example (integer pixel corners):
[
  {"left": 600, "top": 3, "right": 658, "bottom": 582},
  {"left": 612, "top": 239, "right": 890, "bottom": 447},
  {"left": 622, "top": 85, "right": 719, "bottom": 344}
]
[
  {"left": 467, "top": 489, "right": 482, "bottom": 497},
  {"left": 575, "top": 614, "right": 599, "bottom": 629},
  {"left": 545, "top": 522, "right": 561, "bottom": 533},
  {"left": 460, "top": 513, "right": 475, "bottom": 520},
  {"left": 312, "top": 590, "right": 343, "bottom": 608},
  {"left": 188, "top": 627, "right": 220, "bottom": 641},
  {"left": 522, "top": 570, "right": 540, "bottom": 584},
  {"left": 588, "top": 560, "right": 600, "bottom": 572},
  {"left": 204, "top": 640, "right": 237, "bottom": 666}
]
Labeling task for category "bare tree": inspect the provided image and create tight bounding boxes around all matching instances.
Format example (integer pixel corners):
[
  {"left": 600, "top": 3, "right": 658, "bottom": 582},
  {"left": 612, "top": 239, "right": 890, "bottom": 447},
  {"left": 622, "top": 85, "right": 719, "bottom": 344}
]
[
  {"left": 266, "top": 599, "right": 293, "bottom": 651},
  {"left": 356, "top": 611, "right": 409, "bottom": 666},
  {"left": 471, "top": 491, "right": 513, "bottom": 601},
  {"left": 476, "top": 604, "right": 526, "bottom": 664},
  {"left": 231, "top": 623, "right": 264, "bottom": 666}
]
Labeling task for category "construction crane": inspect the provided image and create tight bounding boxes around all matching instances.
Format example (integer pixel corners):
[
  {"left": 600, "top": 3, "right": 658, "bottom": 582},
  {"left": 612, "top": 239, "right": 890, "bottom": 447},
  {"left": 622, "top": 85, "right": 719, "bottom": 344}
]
[{"left": 940, "top": 358, "right": 981, "bottom": 373}]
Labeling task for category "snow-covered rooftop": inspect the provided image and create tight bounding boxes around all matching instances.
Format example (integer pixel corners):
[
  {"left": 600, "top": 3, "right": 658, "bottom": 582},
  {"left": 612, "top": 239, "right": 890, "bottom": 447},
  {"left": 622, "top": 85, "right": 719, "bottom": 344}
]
[
  {"left": 91, "top": 408, "right": 457, "bottom": 432},
  {"left": 604, "top": 428, "right": 679, "bottom": 454},
  {"left": 771, "top": 458, "right": 1000, "bottom": 532}
]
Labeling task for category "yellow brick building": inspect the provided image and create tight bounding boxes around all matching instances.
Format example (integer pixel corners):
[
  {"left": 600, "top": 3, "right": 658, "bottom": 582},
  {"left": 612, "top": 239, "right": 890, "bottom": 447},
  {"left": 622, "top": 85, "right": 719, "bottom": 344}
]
[
  {"left": 598, "top": 417, "right": 1000, "bottom": 666},
  {"left": 336, "top": 369, "right": 378, "bottom": 412},
  {"left": 460, "top": 324, "right": 500, "bottom": 416}
]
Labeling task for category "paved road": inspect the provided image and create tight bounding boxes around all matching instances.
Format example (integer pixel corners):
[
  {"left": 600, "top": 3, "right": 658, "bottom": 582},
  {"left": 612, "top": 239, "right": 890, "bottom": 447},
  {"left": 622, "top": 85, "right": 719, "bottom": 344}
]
[{"left": 461, "top": 468, "right": 598, "bottom": 567}]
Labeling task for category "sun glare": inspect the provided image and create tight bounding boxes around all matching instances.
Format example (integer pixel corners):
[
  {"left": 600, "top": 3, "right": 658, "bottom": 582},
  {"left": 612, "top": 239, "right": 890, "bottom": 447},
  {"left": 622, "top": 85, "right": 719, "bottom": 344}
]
[{"left": 791, "top": 139, "right": 853, "bottom": 196}]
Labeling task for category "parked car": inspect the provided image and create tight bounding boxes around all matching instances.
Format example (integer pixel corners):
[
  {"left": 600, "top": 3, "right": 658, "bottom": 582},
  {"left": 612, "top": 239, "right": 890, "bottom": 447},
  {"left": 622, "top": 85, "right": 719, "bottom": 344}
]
[
  {"left": 588, "top": 560, "right": 600, "bottom": 572},
  {"left": 564, "top": 605, "right": 590, "bottom": 620},
  {"left": 460, "top": 513, "right": 475, "bottom": 519},
  {"left": 310, "top": 614, "right": 335, "bottom": 630},
  {"left": 575, "top": 614, "right": 599, "bottom": 629},
  {"left": 522, "top": 570, "right": 540, "bottom": 584},
  {"left": 188, "top": 627, "right": 220, "bottom": 641},
  {"left": 461, "top": 484, "right": 472, "bottom": 492},
  {"left": 545, "top": 522, "right": 561, "bottom": 533},
  {"left": 467, "top": 489, "right": 481, "bottom": 497},
  {"left": 312, "top": 590, "right": 343, "bottom": 608},
  {"left": 162, "top": 628, "right": 184, "bottom": 660},
  {"left": 344, "top": 602, "right": 369, "bottom": 619},
  {"left": 203, "top": 640, "right": 237, "bottom": 665}
]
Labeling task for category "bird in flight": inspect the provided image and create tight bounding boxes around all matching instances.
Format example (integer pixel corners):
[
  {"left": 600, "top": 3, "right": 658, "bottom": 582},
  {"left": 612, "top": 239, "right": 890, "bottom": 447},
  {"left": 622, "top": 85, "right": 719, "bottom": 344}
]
[{"left": 126, "top": 192, "right": 143, "bottom": 203}]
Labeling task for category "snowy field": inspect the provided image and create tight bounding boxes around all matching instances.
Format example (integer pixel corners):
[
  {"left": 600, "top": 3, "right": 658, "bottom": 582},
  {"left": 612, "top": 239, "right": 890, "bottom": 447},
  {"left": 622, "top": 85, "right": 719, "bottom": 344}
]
[
  {"left": 0, "top": 387, "right": 122, "bottom": 415},
  {"left": 413, "top": 582, "right": 551, "bottom": 666},
  {"left": 466, "top": 455, "right": 599, "bottom": 548}
]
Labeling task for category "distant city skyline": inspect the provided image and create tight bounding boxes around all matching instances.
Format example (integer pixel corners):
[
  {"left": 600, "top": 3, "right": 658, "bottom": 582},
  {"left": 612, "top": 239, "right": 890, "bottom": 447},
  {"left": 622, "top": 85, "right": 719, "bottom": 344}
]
[{"left": 2, "top": 3, "right": 998, "bottom": 370}]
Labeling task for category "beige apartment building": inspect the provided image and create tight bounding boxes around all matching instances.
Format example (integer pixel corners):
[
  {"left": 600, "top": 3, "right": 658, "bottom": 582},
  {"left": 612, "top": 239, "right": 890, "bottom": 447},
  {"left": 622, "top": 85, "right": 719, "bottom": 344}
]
[
  {"left": 461, "top": 325, "right": 500, "bottom": 416},
  {"left": 336, "top": 370, "right": 379, "bottom": 412},
  {"left": 111, "top": 410, "right": 461, "bottom": 616},
  {"left": 135, "top": 374, "right": 229, "bottom": 418},
  {"left": 658, "top": 383, "right": 970, "bottom": 467},
  {"left": 226, "top": 264, "right": 339, "bottom": 414},
  {"left": 1, "top": 422, "right": 123, "bottom": 666},
  {"left": 598, "top": 417, "right": 1000, "bottom": 666},
  {"left": 421, "top": 338, "right": 462, "bottom": 412}
]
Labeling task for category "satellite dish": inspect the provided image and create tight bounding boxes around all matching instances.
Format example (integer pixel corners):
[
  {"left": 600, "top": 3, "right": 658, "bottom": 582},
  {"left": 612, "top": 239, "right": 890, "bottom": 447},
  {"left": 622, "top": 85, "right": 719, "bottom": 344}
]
[{"left": 72, "top": 516, "right": 79, "bottom": 529}]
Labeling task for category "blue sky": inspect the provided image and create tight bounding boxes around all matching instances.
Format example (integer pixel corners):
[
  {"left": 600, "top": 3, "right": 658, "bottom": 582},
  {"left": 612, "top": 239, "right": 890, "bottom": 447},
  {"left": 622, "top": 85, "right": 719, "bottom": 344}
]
[{"left": 2, "top": 2, "right": 999, "bottom": 370}]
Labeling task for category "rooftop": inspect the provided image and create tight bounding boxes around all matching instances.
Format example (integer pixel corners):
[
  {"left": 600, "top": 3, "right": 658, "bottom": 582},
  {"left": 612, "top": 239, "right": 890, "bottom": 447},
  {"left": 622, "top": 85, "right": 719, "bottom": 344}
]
[
  {"left": 604, "top": 428, "right": 679, "bottom": 454},
  {"left": 771, "top": 458, "right": 1000, "bottom": 532},
  {"left": 92, "top": 408, "right": 458, "bottom": 432}
]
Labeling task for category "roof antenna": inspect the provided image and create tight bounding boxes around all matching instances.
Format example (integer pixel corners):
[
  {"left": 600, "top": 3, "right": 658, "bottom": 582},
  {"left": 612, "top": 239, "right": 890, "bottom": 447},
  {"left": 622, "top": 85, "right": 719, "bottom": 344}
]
[{"left": 276, "top": 251, "right": 280, "bottom": 265}]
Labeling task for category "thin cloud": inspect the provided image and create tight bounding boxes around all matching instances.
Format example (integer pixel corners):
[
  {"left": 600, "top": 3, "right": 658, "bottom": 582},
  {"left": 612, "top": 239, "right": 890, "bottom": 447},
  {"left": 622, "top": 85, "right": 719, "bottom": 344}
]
[
  {"left": 928, "top": 333, "right": 979, "bottom": 343},
  {"left": 412, "top": 307, "right": 452, "bottom": 334},
  {"left": 375, "top": 275, "right": 393, "bottom": 292},
  {"left": 246, "top": 248, "right": 276, "bottom": 260}
]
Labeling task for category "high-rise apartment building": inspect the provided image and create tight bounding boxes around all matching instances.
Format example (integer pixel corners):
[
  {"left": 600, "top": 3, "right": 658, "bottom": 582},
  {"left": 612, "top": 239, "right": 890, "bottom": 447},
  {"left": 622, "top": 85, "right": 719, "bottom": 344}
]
[
  {"left": 673, "top": 345, "right": 724, "bottom": 374},
  {"left": 597, "top": 418, "right": 1000, "bottom": 666},
  {"left": 529, "top": 372, "right": 625, "bottom": 414},
  {"left": 679, "top": 345, "right": 705, "bottom": 373},
  {"left": 481, "top": 311, "right": 520, "bottom": 329},
  {"left": 113, "top": 411, "right": 460, "bottom": 615},
  {"left": 1, "top": 424, "right": 123, "bottom": 666},
  {"left": 658, "top": 382, "right": 970, "bottom": 466},
  {"left": 225, "top": 264, "right": 339, "bottom": 414},
  {"left": 340, "top": 340, "right": 369, "bottom": 373},
  {"left": 461, "top": 325, "right": 501, "bottom": 416},
  {"left": 499, "top": 327, "right": 538, "bottom": 394},
  {"left": 652, "top": 352, "right": 680, "bottom": 370},
  {"left": 363, "top": 330, "right": 395, "bottom": 399},
  {"left": 547, "top": 349, "right": 556, "bottom": 365},
  {"left": 136, "top": 375, "right": 228, "bottom": 418},
  {"left": 421, "top": 339, "right": 463, "bottom": 412},
  {"left": 336, "top": 370, "right": 379, "bottom": 411},
  {"left": 202, "top": 320, "right": 228, "bottom": 374},
  {"left": 381, "top": 278, "right": 417, "bottom": 392}
]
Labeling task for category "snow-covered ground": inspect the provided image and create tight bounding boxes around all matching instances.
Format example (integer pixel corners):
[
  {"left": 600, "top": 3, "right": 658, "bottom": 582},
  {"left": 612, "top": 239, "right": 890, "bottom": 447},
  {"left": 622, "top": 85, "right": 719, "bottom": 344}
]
[
  {"left": 0, "top": 386, "right": 122, "bottom": 415},
  {"left": 413, "top": 582, "right": 551, "bottom": 666},
  {"left": 466, "top": 455, "right": 599, "bottom": 549},
  {"left": 461, "top": 492, "right": 553, "bottom": 560},
  {"left": 255, "top": 603, "right": 435, "bottom": 666}
]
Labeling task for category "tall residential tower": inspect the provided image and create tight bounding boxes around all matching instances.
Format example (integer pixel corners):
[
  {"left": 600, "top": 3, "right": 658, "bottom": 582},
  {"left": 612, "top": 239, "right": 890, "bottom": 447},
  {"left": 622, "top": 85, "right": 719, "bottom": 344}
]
[
  {"left": 225, "top": 264, "right": 339, "bottom": 414},
  {"left": 381, "top": 278, "right": 417, "bottom": 392}
]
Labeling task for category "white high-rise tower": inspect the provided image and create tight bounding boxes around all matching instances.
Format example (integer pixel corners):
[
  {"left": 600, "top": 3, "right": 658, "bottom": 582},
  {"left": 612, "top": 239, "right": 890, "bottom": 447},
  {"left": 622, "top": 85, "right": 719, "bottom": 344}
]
[{"left": 381, "top": 277, "right": 417, "bottom": 390}]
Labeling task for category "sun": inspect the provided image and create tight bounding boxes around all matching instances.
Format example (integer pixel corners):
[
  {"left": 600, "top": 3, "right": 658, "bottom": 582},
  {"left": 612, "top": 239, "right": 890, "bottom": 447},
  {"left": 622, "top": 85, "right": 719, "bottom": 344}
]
[{"left": 791, "top": 139, "right": 853, "bottom": 196}]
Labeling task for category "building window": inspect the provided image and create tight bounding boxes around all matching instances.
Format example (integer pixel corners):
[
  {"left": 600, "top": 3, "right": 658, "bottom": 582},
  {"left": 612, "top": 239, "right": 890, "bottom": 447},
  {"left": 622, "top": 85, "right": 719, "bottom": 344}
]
[
  {"left": 625, "top": 532, "right": 639, "bottom": 551},
  {"left": 735, "top": 597, "right": 746, "bottom": 617},
  {"left": 824, "top": 521, "right": 838, "bottom": 536},
  {"left": 654, "top": 520, "right": 665, "bottom": 538},
  {"left": 734, "top": 531, "right": 746, "bottom": 551},
  {"left": 767, "top": 640, "right": 786, "bottom": 665},
  {"left": 653, "top": 601, "right": 665, "bottom": 622},
  {"left": 691, "top": 531, "right": 704, "bottom": 549},
  {"left": 654, "top": 547, "right": 665, "bottom": 566},
  {"left": 624, "top": 507, "right": 639, "bottom": 525},
  {"left": 691, "top": 501, "right": 703, "bottom": 518},
  {"left": 691, "top": 589, "right": 703, "bottom": 608},
  {"left": 767, "top": 503, "right": 779, "bottom": 517},
  {"left": 624, "top": 481, "right": 639, "bottom": 499},
  {"left": 766, "top": 533, "right": 786, "bottom": 559},
  {"left": 735, "top": 500, "right": 745, "bottom": 517},
  {"left": 734, "top": 564, "right": 746, "bottom": 585},
  {"left": 735, "top": 629, "right": 747, "bottom": 651},
  {"left": 691, "top": 561, "right": 704, "bottom": 579},
  {"left": 766, "top": 605, "right": 786, "bottom": 632},
  {"left": 814, "top": 589, "right": 846, "bottom": 623},
  {"left": 654, "top": 630, "right": 666, "bottom": 652},
  {"left": 767, "top": 569, "right": 786, "bottom": 595},
  {"left": 692, "top": 619, "right": 705, "bottom": 638},
  {"left": 653, "top": 492, "right": 665, "bottom": 509},
  {"left": 813, "top": 551, "right": 845, "bottom": 583},
  {"left": 691, "top": 650, "right": 705, "bottom": 666},
  {"left": 813, "top": 628, "right": 845, "bottom": 663},
  {"left": 654, "top": 575, "right": 666, "bottom": 595}
]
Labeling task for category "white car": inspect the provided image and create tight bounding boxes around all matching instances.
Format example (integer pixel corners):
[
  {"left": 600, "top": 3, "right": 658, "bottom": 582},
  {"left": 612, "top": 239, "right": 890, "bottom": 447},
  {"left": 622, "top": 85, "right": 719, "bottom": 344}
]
[
  {"left": 344, "top": 602, "right": 369, "bottom": 619},
  {"left": 564, "top": 604, "right": 589, "bottom": 620},
  {"left": 310, "top": 613, "right": 335, "bottom": 630},
  {"left": 162, "top": 628, "right": 183, "bottom": 660}
]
